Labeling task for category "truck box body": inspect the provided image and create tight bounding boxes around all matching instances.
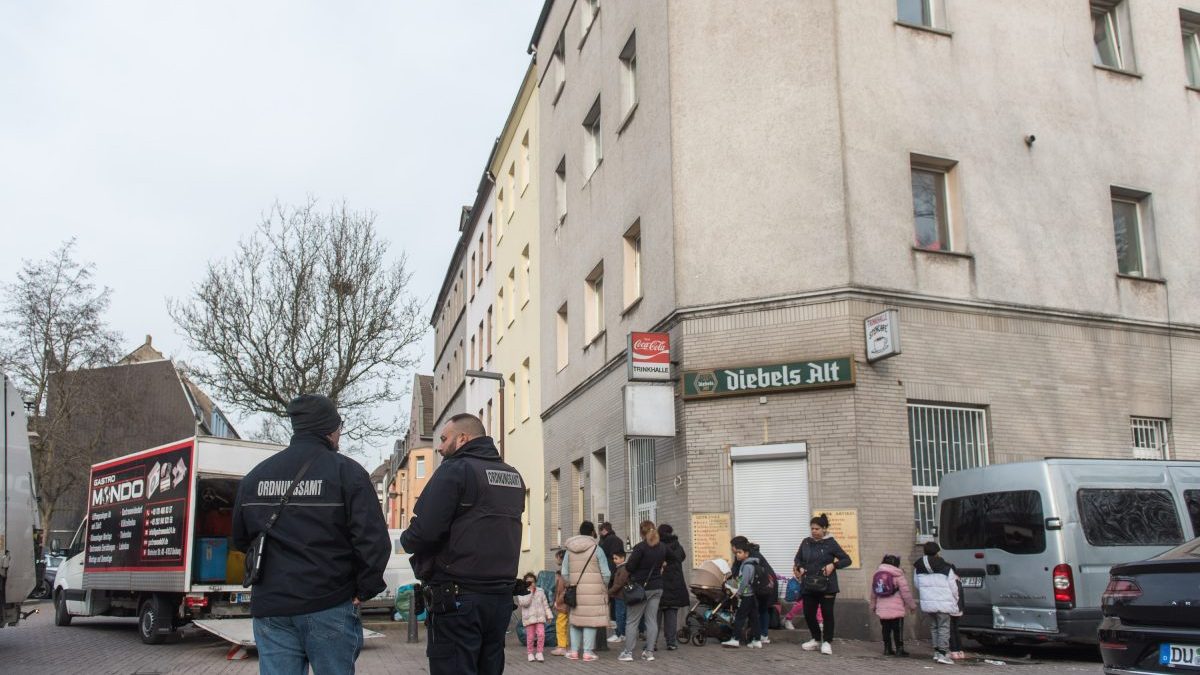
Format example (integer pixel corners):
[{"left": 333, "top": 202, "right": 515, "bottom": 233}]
[{"left": 2, "top": 374, "right": 38, "bottom": 627}]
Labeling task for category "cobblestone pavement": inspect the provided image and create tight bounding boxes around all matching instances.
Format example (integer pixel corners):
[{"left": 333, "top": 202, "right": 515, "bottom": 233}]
[{"left": 1, "top": 600, "right": 1101, "bottom": 674}]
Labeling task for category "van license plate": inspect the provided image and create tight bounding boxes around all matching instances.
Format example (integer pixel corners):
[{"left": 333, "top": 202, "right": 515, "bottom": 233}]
[
  {"left": 1160, "top": 644, "right": 1200, "bottom": 668},
  {"left": 230, "top": 592, "right": 251, "bottom": 604},
  {"left": 961, "top": 577, "right": 984, "bottom": 588}
]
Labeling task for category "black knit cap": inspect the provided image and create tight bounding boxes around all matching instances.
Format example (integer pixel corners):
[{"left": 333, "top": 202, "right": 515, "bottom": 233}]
[{"left": 286, "top": 394, "right": 342, "bottom": 436}]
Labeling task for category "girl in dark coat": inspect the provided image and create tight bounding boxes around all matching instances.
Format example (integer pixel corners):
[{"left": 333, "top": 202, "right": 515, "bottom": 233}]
[
  {"left": 793, "top": 513, "right": 852, "bottom": 655},
  {"left": 656, "top": 524, "right": 689, "bottom": 650}
]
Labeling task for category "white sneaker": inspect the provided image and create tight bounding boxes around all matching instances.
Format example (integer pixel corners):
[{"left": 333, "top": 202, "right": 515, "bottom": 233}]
[
  {"left": 760, "top": 636, "right": 770, "bottom": 644},
  {"left": 618, "top": 651, "right": 634, "bottom": 661},
  {"left": 934, "top": 653, "right": 955, "bottom": 665},
  {"left": 607, "top": 634, "right": 623, "bottom": 643},
  {"left": 528, "top": 654, "right": 536, "bottom": 662},
  {"left": 801, "top": 639, "right": 820, "bottom": 651},
  {"left": 749, "top": 640, "right": 763, "bottom": 649},
  {"left": 721, "top": 638, "right": 740, "bottom": 648},
  {"left": 641, "top": 650, "right": 655, "bottom": 661},
  {"left": 821, "top": 641, "right": 833, "bottom": 655},
  {"left": 784, "top": 619, "right": 795, "bottom": 630}
]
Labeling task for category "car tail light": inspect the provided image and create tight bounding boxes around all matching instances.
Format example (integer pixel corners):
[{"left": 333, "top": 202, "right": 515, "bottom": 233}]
[
  {"left": 1053, "top": 564, "right": 1075, "bottom": 608},
  {"left": 184, "top": 594, "right": 209, "bottom": 609},
  {"left": 1101, "top": 577, "right": 1142, "bottom": 605}
]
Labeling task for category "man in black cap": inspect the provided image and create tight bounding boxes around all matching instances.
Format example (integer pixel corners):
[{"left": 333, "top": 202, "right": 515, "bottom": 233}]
[
  {"left": 401, "top": 413, "right": 525, "bottom": 675},
  {"left": 232, "top": 394, "right": 390, "bottom": 675}
]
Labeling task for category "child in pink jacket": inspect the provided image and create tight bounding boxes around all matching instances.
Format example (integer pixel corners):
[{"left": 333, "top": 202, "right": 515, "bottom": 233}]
[
  {"left": 868, "top": 554, "right": 917, "bottom": 656},
  {"left": 516, "top": 572, "right": 554, "bottom": 662}
]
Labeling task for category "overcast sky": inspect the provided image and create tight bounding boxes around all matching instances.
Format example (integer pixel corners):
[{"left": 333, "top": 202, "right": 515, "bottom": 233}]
[{"left": 0, "top": 1, "right": 543, "bottom": 467}]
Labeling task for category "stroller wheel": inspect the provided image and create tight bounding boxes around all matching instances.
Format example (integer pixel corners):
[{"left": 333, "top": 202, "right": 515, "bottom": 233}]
[
  {"left": 692, "top": 633, "right": 706, "bottom": 646},
  {"left": 677, "top": 628, "right": 690, "bottom": 643}
]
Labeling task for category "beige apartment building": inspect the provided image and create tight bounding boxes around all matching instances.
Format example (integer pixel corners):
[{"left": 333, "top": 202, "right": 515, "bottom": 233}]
[{"left": 531, "top": 0, "right": 1200, "bottom": 637}]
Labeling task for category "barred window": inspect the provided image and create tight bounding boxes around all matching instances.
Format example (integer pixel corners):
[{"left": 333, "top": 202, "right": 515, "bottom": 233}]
[
  {"left": 908, "top": 403, "right": 989, "bottom": 537},
  {"left": 1131, "top": 417, "right": 1170, "bottom": 460},
  {"left": 628, "top": 438, "right": 657, "bottom": 535}
]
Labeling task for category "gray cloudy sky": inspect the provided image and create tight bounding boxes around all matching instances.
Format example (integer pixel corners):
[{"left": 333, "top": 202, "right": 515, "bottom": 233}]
[{"left": 0, "top": 1, "right": 542, "bottom": 466}]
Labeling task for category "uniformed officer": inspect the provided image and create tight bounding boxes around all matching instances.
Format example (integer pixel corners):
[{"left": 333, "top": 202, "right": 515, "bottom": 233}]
[{"left": 400, "top": 413, "right": 525, "bottom": 675}]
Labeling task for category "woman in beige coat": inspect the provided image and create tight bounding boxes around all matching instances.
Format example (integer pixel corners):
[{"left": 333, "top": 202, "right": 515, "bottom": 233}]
[{"left": 561, "top": 526, "right": 612, "bottom": 661}]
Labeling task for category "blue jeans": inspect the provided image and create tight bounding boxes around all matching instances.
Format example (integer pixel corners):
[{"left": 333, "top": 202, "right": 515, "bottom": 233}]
[
  {"left": 613, "top": 599, "right": 627, "bottom": 637},
  {"left": 253, "top": 600, "right": 363, "bottom": 675}
]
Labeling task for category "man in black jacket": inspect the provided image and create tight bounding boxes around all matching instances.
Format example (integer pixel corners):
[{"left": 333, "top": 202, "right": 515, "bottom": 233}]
[
  {"left": 401, "top": 413, "right": 525, "bottom": 675},
  {"left": 232, "top": 394, "right": 390, "bottom": 675}
]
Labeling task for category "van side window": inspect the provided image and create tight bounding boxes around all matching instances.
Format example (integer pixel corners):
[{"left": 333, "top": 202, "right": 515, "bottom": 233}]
[
  {"left": 1186, "top": 490, "right": 1200, "bottom": 537},
  {"left": 1077, "top": 489, "right": 1184, "bottom": 546},
  {"left": 939, "top": 490, "right": 1046, "bottom": 554}
]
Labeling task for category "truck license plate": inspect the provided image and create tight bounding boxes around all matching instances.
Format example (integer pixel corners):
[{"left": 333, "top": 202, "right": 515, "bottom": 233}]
[
  {"left": 961, "top": 576, "right": 984, "bottom": 588},
  {"left": 230, "top": 592, "right": 251, "bottom": 604},
  {"left": 1161, "top": 644, "right": 1200, "bottom": 668}
]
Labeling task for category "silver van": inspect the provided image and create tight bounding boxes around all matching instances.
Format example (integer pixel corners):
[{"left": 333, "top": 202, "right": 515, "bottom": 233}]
[{"left": 936, "top": 459, "right": 1200, "bottom": 645}]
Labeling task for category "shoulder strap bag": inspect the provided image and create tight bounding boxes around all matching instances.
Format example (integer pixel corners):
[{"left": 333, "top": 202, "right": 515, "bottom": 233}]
[
  {"left": 563, "top": 544, "right": 598, "bottom": 608},
  {"left": 622, "top": 556, "right": 655, "bottom": 606},
  {"left": 242, "top": 451, "right": 320, "bottom": 588}
]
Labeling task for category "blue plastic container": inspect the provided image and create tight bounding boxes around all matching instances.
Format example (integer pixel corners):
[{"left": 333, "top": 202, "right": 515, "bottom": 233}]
[{"left": 195, "top": 538, "right": 229, "bottom": 582}]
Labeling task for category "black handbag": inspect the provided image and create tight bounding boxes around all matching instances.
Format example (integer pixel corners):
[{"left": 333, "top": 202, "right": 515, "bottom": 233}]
[
  {"left": 563, "top": 544, "right": 598, "bottom": 608},
  {"left": 802, "top": 573, "right": 831, "bottom": 594},
  {"left": 622, "top": 564, "right": 655, "bottom": 606},
  {"left": 242, "top": 451, "right": 319, "bottom": 588}
]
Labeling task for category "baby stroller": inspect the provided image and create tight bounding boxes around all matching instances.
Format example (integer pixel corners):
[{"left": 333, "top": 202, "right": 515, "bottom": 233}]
[{"left": 679, "top": 559, "right": 738, "bottom": 646}]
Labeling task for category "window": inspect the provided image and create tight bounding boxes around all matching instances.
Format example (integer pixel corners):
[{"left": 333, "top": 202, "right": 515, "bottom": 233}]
[
  {"left": 496, "top": 189, "right": 505, "bottom": 239},
  {"left": 469, "top": 253, "right": 476, "bottom": 297},
  {"left": 506, "top": 163, "right": 516, "bottom": 223},
  {"left": 619, "top": 32, "right": 638, "bottom": 120},
  {"left": 908, "top": 403, "right": 989, "bottom": 537},
  {"left": 486, "top": 305, "right": 493, "bottom": 357},
  {"left": 550, "top": 469, "right": 562, "bottom": 545},
  {"left": 939, "top": 491, "right": 1046, "bottom": 554},
  {"left": 486, "top": 215, "right": 493, "bottom": 266},
  {"left": 1078, "top": 489, "right": 1184, "bottom": 546},
  {"left": 910, "top": 155, "right": 960, "bottom": 252},
  {"left": 1184, "top": 11, "right": 1200, "bottom": 88},
  {"left": 496, "top": 288, "right": 505, "bottom": 339},
  {"left": 556, "top": 303, "right": 569, "bottom": 371},
  {"left": 522, "top": 488, "right": 532, "bottom": 551},
  {"left": 520, "top": 358, "right": 531, "bottom": 421},
  {"left": 416, "top": 456, "right": 427, "bottom": 479},
  {"left": 477, "top": 321, "right": 484, "bottom": 366},
  {"left": 580, "top": 0, "right": 599, "bottom": 42},
  {"left": 469, "top": 335, "right": 476, "bottom": 369},
  {"left": 897, "top": 0, "right": 946, "bottom": 30},
  {"left": 486, "top": 398, "right": 493, "bottom": 434},
  {"left": 520, "top": 246, "right": 531, "bottom": 306},
  {"left": 477, "top": 234, "right": 484, "bottom": 282},
  {"left": 555, "top": 157, "right": 567, "bottom": 224},
  {"left": 583, "top": 96, "right": 603, "bottom": 176},
  {"left": 506, "top": 268, "right": 516, "bottom": 324},
  {"left": 1131, "top": 417, "right": 1170, "bottom": 460},
  {"left": 584, "top": 262, "right": 605, "bottom": 342},
  {"left": 1110, "top": 187, "right": 1158, "bottom": 277},
  {"left": 1092, "top": 1, "right": 1135, "bottom": 72},
  {"left": 1185, "top": 490, "right": 1200, "bottom": 536},
  {"left": 623, "top": 221, "right": 642, "bottom": 308},
  {"left": 520, "top": 131, "right": 531, "bottom": 193},
  {"left": 508, "top": 373, "right": 517, "bottom": 433},
  {"left": 628, "top": 439, "right": 657, "bottom": 535},
  {"left": 572, "top": 459, "right": 585, "bottom": 526},
  {"left": 552, "top": 32, "right": 566, "bottom": 102}
]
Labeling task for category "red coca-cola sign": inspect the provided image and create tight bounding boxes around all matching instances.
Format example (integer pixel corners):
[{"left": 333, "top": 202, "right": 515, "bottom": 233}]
[{"left": 627, "top": 332, "right": 671, "bottom": 381}]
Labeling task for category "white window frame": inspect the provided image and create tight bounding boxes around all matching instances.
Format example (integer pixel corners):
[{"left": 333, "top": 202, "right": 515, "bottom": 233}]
[
  {"left": 416, "top": 456, "right": 427, "bottom": 479},
  {"left": 623, "top": 220, "right": 642, "bottom": 309},
  {"left": 910, "top": 154, "right": 962, "bottom": 253},
  {"left": 580, "top": 0, "right": 599, "bottom": 44},
  {"left": 556, "top": 303, "right": 570, "bottom": 372},
  {"left": 520, "top": 131, "right": 531, "bottom": 193},
  {"left": 1182, "top": 10, "right": 1200, "bottom": 88},
  {"left": 520, "top": 358, "right": 531, "bottom": 422},
  {"left": 619, "top": 32, "right": 638, "bottom": 122},
  {"left": 555, "top": 157, "right": 567, "bottom": 224},
  {"left": 908, "top": 403, "right": 990, "bottom": 539},
  {"left": 583, "top": 96, "right": 603, "bottom": 177},
  {"left": 897, "top": 0, "right": 947, "bottom": 30},
  {"left": 1131, "top": 417, "right": 1171, "bottom": 460},
  {"left": 552, "top": 32, "right": 566, "bottom": 103},
  {"left": 1109, "top": 186, "right": 1158, "bottom": 278},
  {"left": 584, "top": 262, "right": 605, "bottom": 343},
  {"left": 1092, "top": 1, "right": 1136, "bottom": 72},
  {"left": 628, "top": 438, "right": 657, "bottom": 537}
]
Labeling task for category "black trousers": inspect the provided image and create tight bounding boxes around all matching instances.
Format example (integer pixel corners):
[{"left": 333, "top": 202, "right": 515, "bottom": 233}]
[
  {"left": 949, "top": 616, "right": 962, "bottom": 652},
  {"left": 426, "top": 592, "right": 514, "bottom": 675},
  {"left": 802, "top": 592, "right": 837, "bottom": 642},
  {"left": 880, "top": 617, "right": 905, "bottom": 651},
  {"left": 732, "top": 594, "right": 761, "bottom": 644}
]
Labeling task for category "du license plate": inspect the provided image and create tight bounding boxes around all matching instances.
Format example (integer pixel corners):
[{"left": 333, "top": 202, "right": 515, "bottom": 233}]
[
  {"left": 229, "top": 592, "right": 251, "bottom": 604},
  {"left": 961, "top": 576, "right": 984, "bottom": 588},
  {"left": 1160, "top": 644, "right": 1200, "bottom": 668}
]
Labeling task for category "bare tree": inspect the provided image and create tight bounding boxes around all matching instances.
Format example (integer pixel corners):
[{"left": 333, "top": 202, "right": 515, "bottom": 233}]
[
  {"left": 0, "top": 240, "right": 122, "bottom": 537},
  {"left": 169, "top": 200, "right": 425, "bottom": 448}
]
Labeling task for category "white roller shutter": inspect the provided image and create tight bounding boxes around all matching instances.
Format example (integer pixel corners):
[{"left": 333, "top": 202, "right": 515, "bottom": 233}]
[{"left": 732, "top": 443, "right": 809, "bottom": 596}]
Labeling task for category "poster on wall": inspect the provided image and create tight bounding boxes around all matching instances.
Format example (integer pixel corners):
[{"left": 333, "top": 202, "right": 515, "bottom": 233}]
[
  {"left": 813, "top": 508, "right": 861, "bottom": 569},
  {"left": 865, "top": 309, "right": 901, "bottom": 362},
  {"left": 85, "top": 441, "right": 194, "bottom": 572},
  {"left": 691, "top": 512, "right": 732, "bottom": 565}
]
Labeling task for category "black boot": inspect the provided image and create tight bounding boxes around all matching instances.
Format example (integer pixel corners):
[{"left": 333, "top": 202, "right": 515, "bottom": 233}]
[
  {"left": 896, "top": 642, "right": 909, "bottom": 657},
  {"left": 884, "top": 645, "right": 896, "bottom": 656}
]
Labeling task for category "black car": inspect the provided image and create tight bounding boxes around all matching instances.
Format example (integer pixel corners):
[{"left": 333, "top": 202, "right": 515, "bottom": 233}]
[{"left": 1099, "top": 537, "right": 1200, "bottom": 674}]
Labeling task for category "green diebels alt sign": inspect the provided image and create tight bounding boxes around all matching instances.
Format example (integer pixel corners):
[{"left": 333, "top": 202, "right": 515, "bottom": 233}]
[{"left": 681, "top": 356, "right": 855, "bottom": 400}]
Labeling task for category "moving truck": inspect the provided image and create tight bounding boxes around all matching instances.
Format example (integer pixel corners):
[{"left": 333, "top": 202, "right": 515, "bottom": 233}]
[
  {"left": 53, "top": 436, "right": 282, "bottom": 644},
  {"left": 2, "top": 373, "right": 39, "bottom": 627}
]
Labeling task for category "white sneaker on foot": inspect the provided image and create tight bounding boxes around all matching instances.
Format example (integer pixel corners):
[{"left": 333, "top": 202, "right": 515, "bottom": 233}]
[
  {"left": 528, "top": 654, "right": 536, "bottom": 662},
  {"left": 618, "top": 651, "right": 634, "bottom": 661},
  {"left": 721, "top": 638, "right": 740, "bottom": 648},
  {"left": 784, "top": 619, "right": 795, "bottom": 630},
  {"left": 749, "top": 640, "right": 763, "bottom": 649},
  {"left": 607, "top": 634, "right": 623, "bottom": 643},
  {"left": 821, "top": 641, "right": 833, "bottom": 655},
  {"left": 641, "top": 650, "right": 655, "bottom": 661},
  {"left": 934, "top": 653, "right": 955, "bottom": 665},
  {"left": 801, "top": 639, "right": 820, "bottom": 651},
  {"left": 760, "top": 636, "right": 770, "bottom": 644}
]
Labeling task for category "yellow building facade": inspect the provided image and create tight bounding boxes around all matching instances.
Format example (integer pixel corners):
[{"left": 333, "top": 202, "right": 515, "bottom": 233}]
[{"left": 490, "top": 63, "right": 545, "bottom": 574}]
